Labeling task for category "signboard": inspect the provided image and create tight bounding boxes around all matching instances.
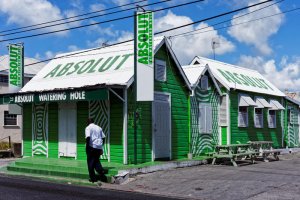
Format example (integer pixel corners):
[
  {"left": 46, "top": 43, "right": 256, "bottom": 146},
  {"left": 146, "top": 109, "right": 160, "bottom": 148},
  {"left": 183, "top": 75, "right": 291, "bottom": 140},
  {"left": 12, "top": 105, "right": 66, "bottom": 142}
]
[
  {"left": 134, "top": 11, "right": 154, "bottom": 101},
  {"left": 8, "top": 44, "right": 24, "bottom": 114},
  {"left": 0, "top": 89, "right": 108, "bottom": 105},
  {"left": 9, "top": 44, "right": 24, "bottom": 92}
]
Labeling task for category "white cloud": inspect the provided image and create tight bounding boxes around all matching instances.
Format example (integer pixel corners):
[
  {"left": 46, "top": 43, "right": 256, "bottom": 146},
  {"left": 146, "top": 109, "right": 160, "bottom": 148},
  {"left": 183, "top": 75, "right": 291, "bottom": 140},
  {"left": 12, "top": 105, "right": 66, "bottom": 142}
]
[
  {"left": 228, "top": 0, "right": 284, "bottom": 55},
  {"left": 155, "top": 11, "right": 235, "bottom": 64},
  {"left": 0, "top": 0, "right": 74, "bottom": 35},
  {"left": 86, "top": 20, "right": 118, "bottom": 37},
  {"left": 90, "top": 3, "right": 106, "bottom": 12},
  {"left": 112, "top": 0, "right": 131, "bottom": 7},
  {"left": 238, "top": 55, "right": 300, "bottom": 91}
]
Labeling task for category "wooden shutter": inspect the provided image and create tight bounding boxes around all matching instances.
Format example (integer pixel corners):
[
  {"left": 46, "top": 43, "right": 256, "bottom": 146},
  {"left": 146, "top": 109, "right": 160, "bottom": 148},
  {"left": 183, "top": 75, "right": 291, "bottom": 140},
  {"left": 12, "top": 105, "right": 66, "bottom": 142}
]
[
  {"left": 198, "top": 103, "right": 212, "bottom": 134},
  {"left": 199, "top": 104, "right": 206, "bottom": 133},
  {"left": 155, "top": 59, "right": 166, "bottom": 82},
  {"left": 219, "top": 95, "right": 228, "bottom": 126},
  {"left": 206, "top": 105, "right": 212, "bottom": 133}
]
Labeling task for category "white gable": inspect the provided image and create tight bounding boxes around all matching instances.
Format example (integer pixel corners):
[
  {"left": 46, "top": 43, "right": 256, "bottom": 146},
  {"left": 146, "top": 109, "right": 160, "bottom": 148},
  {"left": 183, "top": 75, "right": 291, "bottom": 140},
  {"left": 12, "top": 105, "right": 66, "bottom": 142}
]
[
  {"left": 21, "top": 37, "right": 164, "bottom": 92},
  {"left": 182, "top": 64, "right": 206, "bottom": 86},
  {"left": 191, "top": 56, "right": 285, "bottom": 97}
]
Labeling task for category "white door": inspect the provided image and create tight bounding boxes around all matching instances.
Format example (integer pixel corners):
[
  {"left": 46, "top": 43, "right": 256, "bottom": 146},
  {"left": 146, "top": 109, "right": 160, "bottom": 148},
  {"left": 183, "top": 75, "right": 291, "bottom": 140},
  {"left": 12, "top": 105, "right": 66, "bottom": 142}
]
[
  {"left": 153, "top": 93, "right": 171, "bottom": 160},
  {"left": 59, "top": 103, "right": 77, "bottom": 158}
]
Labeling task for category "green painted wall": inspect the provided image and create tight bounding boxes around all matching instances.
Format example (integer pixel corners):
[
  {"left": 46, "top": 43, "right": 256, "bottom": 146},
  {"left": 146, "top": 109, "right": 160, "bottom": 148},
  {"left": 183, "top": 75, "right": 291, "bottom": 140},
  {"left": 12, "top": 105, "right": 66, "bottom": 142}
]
[
  {"left": 230, "top": 90, "right": 283, "bottom": 148},
  {"left": 127, "top": 44, "right": 189, "bottom": 163},
  {"left": 221, "top": 127, "right": 227, "bottom": 145},
  {"left": 127, "top": 88, "right": 152, "bottom": 164},
  {"left": 285, "top": 100, "right": 300, "bottom": 147},
  {"left": 190, "top": 73, "right": 219, "bottom": 156},
  {"left": 23, "top": 104, "right": 32, "bottom": 157},
  {"left": 76, "top": 101, "right": 89, "bottom": 160},
  {"left": 154, "top": 44, "right": 189, "bottom": 160},
  {"left": 110, "top": 91, "right": 124, "bottom": 163},
  {"left": 48, "top": 103, "right": 58, "bottom": 158}
]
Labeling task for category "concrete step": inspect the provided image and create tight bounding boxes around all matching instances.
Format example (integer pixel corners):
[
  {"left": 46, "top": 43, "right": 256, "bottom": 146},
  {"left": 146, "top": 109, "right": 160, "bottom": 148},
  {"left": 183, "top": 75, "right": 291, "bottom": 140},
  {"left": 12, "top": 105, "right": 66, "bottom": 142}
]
[{"left": 7, "top": 163, "right": 116, "bottom": 183}]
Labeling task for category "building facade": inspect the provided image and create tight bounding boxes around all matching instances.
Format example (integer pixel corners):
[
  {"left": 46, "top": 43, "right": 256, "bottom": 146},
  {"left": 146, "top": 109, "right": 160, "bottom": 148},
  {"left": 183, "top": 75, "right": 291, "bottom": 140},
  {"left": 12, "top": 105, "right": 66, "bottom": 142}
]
[
  {"left": 0, "top": 37, "right": 191, "bottom": 164},
  {"left": 0, "top": 56, "right": 45, "bottom": 143}
]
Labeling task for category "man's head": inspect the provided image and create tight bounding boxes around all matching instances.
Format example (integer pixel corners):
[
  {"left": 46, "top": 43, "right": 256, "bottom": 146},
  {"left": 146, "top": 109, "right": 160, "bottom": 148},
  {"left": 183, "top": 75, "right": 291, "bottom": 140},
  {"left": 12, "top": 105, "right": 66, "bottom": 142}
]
[{"left": 87, "top": 118, "right": 94, "bottom": 125}]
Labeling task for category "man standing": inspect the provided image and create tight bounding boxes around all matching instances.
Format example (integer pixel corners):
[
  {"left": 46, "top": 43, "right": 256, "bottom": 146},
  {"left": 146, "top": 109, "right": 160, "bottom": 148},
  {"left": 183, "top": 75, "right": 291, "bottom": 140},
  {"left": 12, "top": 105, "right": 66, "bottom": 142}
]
[{"left": 85, "top": 118, "right": 106, "bottom": 183}]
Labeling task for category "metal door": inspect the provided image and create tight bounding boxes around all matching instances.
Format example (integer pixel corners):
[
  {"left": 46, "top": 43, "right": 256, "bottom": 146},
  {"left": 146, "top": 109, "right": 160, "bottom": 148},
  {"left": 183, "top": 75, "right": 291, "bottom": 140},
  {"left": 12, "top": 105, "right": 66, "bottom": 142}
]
[
  {"left": 58, "top": 103, "right": 77, "bottom": 158},
  {"left": 153, "top": 93, "right": 171, "bottom": 160}
]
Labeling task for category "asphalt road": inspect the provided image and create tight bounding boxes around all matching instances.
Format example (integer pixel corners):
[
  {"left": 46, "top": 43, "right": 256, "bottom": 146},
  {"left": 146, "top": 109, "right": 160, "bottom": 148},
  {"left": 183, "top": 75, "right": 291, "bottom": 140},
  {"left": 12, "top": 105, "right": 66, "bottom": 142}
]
[
  {"left": 105, "top": 153, "right": 300, "bottom": 200},
  {"left": 0, "top": 174, "right": 181, "bottom": 200}
]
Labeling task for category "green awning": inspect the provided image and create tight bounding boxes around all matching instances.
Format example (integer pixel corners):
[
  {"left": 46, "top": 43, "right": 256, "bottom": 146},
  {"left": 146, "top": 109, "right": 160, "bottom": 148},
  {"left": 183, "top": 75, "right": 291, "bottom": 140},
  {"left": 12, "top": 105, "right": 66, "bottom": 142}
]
[{"left": 0, "top": 88, "right": 108, "bottom": 105}]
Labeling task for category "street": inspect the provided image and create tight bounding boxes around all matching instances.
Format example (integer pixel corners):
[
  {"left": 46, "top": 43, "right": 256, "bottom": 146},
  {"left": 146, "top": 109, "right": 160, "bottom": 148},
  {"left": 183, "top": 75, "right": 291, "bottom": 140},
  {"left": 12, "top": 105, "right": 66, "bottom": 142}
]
[
  {"left": 104, "top": 153, "right": 300, "bottom": 200},
  {"left": 0, "top": 174, "right": 180, "bottom": 200}
]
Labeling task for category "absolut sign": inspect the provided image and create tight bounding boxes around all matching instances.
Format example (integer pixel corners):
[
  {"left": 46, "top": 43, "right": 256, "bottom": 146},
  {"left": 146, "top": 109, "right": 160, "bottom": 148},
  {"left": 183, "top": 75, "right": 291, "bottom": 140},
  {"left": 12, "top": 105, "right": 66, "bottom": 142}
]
[
  {"left": 9, "top": 44, "right": 24, "bottom": 91},
  {"left": 135, "top": 11, "right": 154, "bottom": 101}
]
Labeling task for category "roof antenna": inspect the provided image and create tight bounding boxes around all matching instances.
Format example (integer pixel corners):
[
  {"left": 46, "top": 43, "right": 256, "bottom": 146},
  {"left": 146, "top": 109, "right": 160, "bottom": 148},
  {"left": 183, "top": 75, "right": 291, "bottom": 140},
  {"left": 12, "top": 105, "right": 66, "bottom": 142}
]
[
  {"left": 136, "top": 5, "right": 146, "bottom": 12},
  {"left": 211, "top": 37, "right": 220, "bottom": 60},
  {"left": 101, "top": 40, "right": 109, "bottom": 47}
]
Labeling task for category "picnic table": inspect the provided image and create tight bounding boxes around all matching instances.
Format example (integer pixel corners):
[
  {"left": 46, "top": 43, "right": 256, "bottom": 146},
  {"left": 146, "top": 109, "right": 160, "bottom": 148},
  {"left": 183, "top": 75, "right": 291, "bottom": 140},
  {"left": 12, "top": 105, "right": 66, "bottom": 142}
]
[
  {"left": 248, "top": 141, "right": 281, "bottom": 161},
  {"left": 212, "top": 144, "right": 257, "bottom": 167}
]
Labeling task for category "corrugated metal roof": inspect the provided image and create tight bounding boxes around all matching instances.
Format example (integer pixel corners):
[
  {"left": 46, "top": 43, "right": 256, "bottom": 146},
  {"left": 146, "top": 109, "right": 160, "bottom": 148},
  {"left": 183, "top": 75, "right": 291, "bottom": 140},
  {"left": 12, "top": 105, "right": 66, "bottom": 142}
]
[
  {"left": 191, "top": 56, "right": 285, "bottom": 97},
  {"left": 182, "top": 64, "right": 206, "bottom": 87},
  {"left": 21, "top": 37, "right": 170, "bottom": 92},
  {"left": 0, "top": 55, "right": 46, "bottom": 76}
]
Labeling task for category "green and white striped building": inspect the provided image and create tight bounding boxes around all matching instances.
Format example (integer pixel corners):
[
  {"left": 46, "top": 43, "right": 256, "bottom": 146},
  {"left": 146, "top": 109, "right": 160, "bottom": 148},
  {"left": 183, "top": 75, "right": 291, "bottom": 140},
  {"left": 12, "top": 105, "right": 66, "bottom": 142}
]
[
  {"left": 1, "top": 37, "right": 192, "bottom": 165},
  {"left": 183, "top": 56, "right": 292, "bottom": 156}
]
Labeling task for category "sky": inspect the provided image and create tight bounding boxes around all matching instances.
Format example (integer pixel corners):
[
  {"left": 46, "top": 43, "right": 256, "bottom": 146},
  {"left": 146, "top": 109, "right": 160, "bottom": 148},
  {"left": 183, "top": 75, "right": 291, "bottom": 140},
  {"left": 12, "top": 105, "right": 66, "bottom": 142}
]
[{"left": 0, "top": 0, "right": 299, "bottom": 91}]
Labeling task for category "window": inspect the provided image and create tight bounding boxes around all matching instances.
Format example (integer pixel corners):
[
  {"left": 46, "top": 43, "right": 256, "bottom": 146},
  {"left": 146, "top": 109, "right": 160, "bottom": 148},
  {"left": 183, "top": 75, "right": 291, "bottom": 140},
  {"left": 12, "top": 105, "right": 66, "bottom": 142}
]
[
  {"left": 200, "top": 75, "right": 208, "bottom": 90},
  {"left": 254, "top": 108, "right": 263, "bottom": 128},
  {"left": 155, "top": 59, "right": 166, "bottom": 82},
  {"left": 268, "top": 110, "right": 276, "bottom": 128},
  {"left": 4, "top": 111, "right": 17, "bottom": 126},
  {"left": 238, "top": 106, "right": 248, "bottom": 127},
  {"left": 199, "top": 103, "right": 212, "bottom": 134},
  {"left": 219, "top": 95, "right": 228, "bottom": 126},
  {"left": 0, "top": 75, "right": 8, "bottom": 83}
]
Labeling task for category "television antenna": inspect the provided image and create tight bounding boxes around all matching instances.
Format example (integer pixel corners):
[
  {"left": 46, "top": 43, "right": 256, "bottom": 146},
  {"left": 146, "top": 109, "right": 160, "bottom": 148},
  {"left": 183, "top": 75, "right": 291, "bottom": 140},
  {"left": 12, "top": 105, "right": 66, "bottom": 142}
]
[{"left": 211, "top": 37, "right": 220, "bottom": 60}]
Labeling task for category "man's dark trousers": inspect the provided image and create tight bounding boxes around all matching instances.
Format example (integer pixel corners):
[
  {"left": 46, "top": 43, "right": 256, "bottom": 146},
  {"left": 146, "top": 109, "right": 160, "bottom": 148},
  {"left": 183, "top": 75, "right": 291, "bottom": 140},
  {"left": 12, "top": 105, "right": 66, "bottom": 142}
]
[{"left": 86, "top": 146, "right": 104, "bottom": 181}]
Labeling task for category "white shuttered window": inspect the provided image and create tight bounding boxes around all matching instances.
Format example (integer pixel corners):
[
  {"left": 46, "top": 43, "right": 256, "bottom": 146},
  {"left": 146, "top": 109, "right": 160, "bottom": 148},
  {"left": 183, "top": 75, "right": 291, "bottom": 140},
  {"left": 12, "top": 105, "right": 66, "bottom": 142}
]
[
  {"left": 254, "top": 108, "right": 263, "bottom": 128},
  {"left": 238, "top": 107, "right": 248, "bottom": 127},
  {"left": 268, "top": 110, "right": 276, "bottom": 128},
  {"left": 199, "top": 103, "right": 212, "bottom": 134},
  {"left": 155, "top": 59, "right": 166, "bottom": 82},
  {"left": 219, "top": 95, "right": 228, "bottom": 126}
]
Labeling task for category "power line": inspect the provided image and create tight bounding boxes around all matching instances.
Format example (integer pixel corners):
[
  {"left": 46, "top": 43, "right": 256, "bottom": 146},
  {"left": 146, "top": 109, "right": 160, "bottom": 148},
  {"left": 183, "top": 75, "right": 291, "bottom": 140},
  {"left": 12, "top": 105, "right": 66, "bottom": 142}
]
[
  {"left": 0, "top": 0, "right": 204, "bottom": 43},
  {"left": 0, "top": 0, "right": 172, "bottom": 37},
  {"left": 24, "top": 0, "right": 274, "bottom": 67},
  {"left": 170, "top": 0, "right": 283, "bottom": 38},
  {"left": 155, "top": 0, "right": 274, "bottom": 35},
  {"left": 0, "top": 0, "right": 148, "bottom": 34},
  {"left": 172, "top": 7, "right": 300, "bottom": 38}
]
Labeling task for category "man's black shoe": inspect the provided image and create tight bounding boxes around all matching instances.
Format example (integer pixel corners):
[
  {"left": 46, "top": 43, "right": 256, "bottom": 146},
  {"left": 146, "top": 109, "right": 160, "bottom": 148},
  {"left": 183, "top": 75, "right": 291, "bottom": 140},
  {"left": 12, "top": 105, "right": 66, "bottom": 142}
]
[{"left": 89, "top": 178, "right": 97, "bottom": 183}]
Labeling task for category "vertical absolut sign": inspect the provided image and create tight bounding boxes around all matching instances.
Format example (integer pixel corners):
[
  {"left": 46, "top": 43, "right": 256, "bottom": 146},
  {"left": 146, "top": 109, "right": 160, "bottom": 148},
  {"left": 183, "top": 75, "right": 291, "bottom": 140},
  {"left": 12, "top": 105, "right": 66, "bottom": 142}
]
[
  {"left": 134, "top": 11, "right": 154, "bottom": 101},
  {"left": 9, "top": 44, "right": 24, "bottom": 93},
  {"left": 8, "top": 44, "right": 24, "bottom": 114}
]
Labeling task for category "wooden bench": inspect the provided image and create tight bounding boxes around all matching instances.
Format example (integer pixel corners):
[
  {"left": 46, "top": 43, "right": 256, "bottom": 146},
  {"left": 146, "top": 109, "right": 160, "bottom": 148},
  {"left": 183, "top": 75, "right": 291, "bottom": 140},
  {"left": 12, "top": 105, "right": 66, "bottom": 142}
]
[
  {"left": 262, "top": 149, "right": 281, "bottom": 161},
  {"left": 212, "top": 145, "right": 257, "bottom": 167}
]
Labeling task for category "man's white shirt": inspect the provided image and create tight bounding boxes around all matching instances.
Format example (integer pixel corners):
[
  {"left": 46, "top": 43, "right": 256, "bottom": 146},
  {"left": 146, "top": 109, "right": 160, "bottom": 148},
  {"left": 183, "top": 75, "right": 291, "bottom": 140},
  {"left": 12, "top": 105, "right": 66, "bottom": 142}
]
[{"left": 85, "top": 123, "right": 106, "bottom": 149}]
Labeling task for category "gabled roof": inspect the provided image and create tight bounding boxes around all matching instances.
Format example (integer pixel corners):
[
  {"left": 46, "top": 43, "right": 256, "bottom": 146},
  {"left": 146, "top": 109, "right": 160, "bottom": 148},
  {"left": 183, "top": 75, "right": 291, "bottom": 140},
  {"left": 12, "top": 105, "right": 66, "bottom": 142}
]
[
  {"left": 182, "top": 63, "right": 222, "bottom": 95},
  {"left": 190, "top": 56, "right": 285, "bottom": 97},
  {"left": 285, "top": 96, "right": 300, "bottom": 107},
  {"left": 0, "top": 55, "right": 46, "bottom": 77},
  {"left": 21, "top": 37, "right": 191, "bottom": 93}
]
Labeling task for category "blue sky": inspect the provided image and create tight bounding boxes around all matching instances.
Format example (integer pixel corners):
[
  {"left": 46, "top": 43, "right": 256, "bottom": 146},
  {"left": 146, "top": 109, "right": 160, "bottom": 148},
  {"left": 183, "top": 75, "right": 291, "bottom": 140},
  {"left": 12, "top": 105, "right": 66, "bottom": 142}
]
[{"left": 0, "top": 0, "right": 299, "bottom": 90}]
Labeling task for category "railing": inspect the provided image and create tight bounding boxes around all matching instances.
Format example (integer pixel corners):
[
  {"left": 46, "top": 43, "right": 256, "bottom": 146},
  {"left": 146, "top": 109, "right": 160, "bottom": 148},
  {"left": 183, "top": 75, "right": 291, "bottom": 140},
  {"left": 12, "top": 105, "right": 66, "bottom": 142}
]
[{"left": 0, "top": 136, "right": 11, "bottom": 150}]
